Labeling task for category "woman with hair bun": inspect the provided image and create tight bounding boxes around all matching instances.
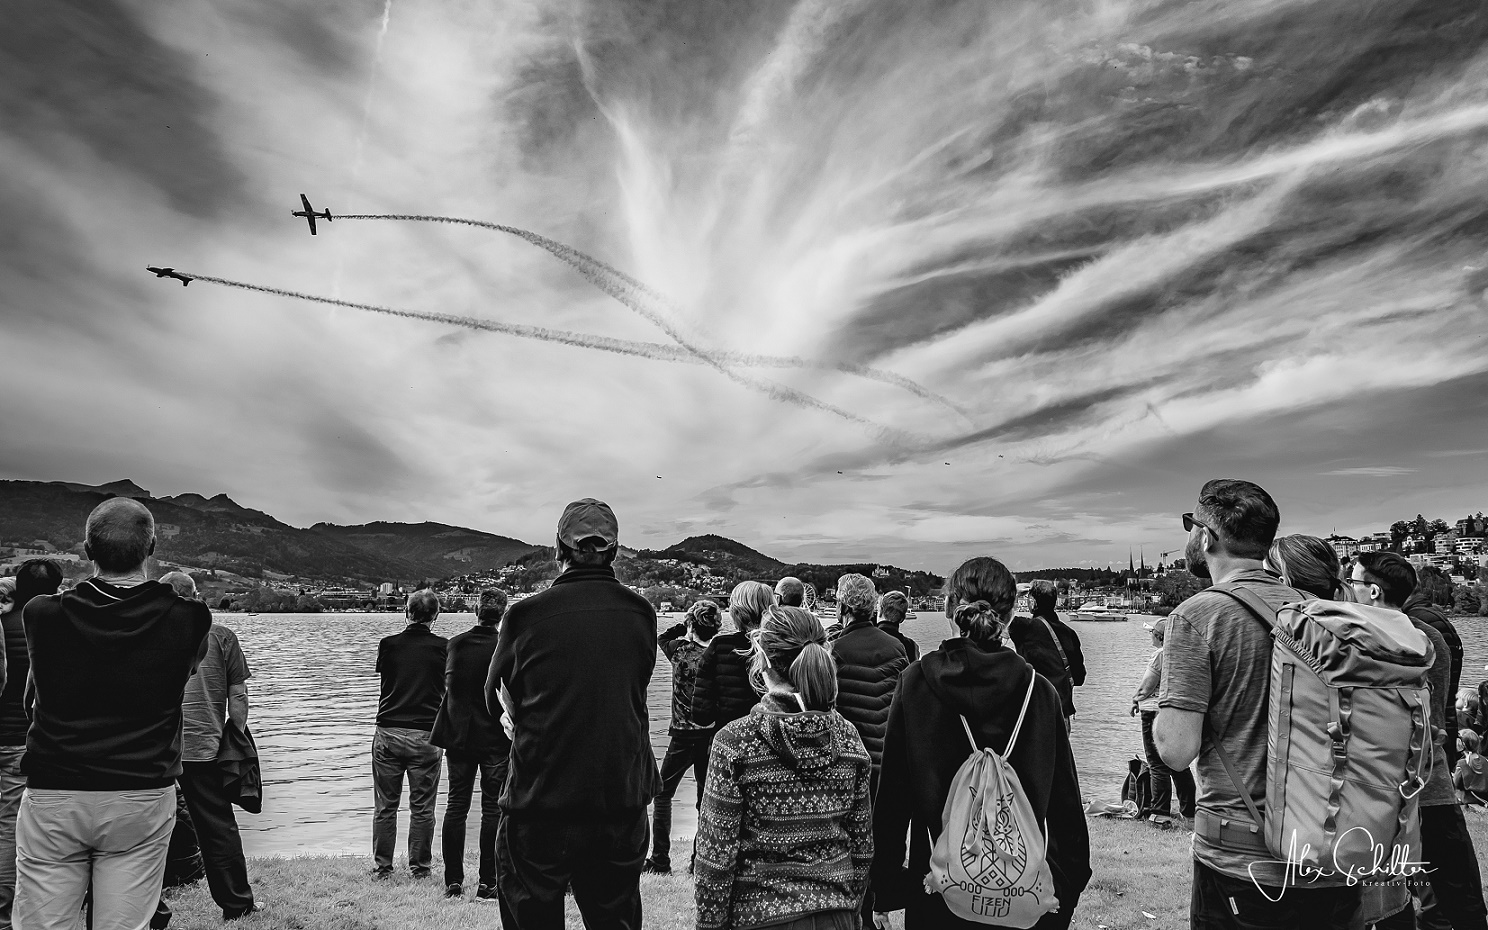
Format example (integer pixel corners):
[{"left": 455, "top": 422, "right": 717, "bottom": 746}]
[
  {"left": 1265, "top": 534, "right": 1346, "bottom": 601},
  {"left": 694, "top": 606, "right": 874, "bottom": 930},
  {"left": 870, "top": 557, "right": 1090, "bottom": 929}
]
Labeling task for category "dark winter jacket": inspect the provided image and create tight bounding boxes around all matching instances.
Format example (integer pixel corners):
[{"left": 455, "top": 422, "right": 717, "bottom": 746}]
[
  {"left": 692, "top": 630, "right": 761, "bottom": 730},
  {"left": 877, "top": 620, "right": 919, "bottom": 662},
  {"left": 830, "top": 618, "right": 909, "bottom": 773},
  {"left": 1008, "top": 615, "right": 1075, "bottom": 718},
  {"left": 871, "top": 639, "right": 1090, "bottom": 929},
  {"left": 487, "top": 564, "right": 660, "bottom": 819},
  {"left": 1404, "top": 591, "right": 1462, "bottom": 766}
]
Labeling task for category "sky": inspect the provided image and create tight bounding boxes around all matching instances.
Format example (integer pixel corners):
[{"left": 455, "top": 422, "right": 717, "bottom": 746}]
[{"left": 2, "top": 0, "right": 1487, "bottom": 572}]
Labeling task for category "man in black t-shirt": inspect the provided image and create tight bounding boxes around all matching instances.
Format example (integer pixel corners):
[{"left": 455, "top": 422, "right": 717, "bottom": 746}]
[
  {"left": 16, "top": 499, "right": 210, "bottom": 930},
  {"left": 371, "top": 590, "right": 447, "bottom": 879}
]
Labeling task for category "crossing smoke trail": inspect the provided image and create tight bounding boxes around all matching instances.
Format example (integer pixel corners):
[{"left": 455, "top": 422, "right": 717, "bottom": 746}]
[
  {"left": 333, "top": 213, "right": 964, "bottom": 418},
  {"left": 179, "top": 272, "right": 910, "bottom": 441}
]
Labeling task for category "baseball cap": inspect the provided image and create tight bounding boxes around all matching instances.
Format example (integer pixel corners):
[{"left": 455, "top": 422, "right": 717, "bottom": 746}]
[
  {"left": 1143, "top": 618, "right": 1166, "bottom": 633},
  {"left": 557, "top": 498, "right": 618, "bottom": 549}
]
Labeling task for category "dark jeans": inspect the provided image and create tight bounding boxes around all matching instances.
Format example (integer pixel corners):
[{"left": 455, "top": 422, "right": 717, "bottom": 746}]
[
  {"left": 179, "top": 762, "right": 254, "bottom": 916},
  {"left": 497, "top": 811, "right": 647, "bottom": 930},
  {"left": 1191, "top": 859, "right": 1362, "bottom": 930},
  {"left": 372, "top": 726, "right": 442, "bottom": 873},
  {"left": 442, "top": 749, "right": 508, "bottom": 888},
  {"left": 1415, "top": 802, "right": 1488, "bottom": 930},
  {"left": 1142, "top": 710, "right": 1195, "bottom": 818},
  {"left": 649, "top": 731, "right": 710, "bottom": 868}
]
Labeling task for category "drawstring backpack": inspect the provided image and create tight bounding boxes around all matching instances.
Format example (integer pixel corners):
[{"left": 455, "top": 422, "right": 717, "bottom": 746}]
[{"left": 924, "top": 675, "right": 1059, "bottom": 927}]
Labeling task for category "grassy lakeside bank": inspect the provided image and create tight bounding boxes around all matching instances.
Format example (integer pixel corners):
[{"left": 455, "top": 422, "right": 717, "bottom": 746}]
[{"left": 163, "top": 813, "right": 1488, "bottom": 930}]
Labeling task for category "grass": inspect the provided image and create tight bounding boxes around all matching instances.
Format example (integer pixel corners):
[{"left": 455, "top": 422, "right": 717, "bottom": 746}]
[{"left": 156, "top": 811, "right": 1488, "bottom": 930}]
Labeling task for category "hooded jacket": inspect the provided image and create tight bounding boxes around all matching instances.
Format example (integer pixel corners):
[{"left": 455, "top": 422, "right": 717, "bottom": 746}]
[
  {"left": 831, "top": 617, "right": 909, "bottom": 771},
  {"left": 871, "top": 638, "right": 1090, "bottom": 930},
  {"left": 23, "top": 579, "right": 211, "bottom": 790},
  {"left": 1403, "top": 591, "right": 1462, "bottom": 765},
  {"left": 692, "top": 630, "right": 761, "bottom": 730},
  {"left": 694, "top": 691, "right": 873, "bottom": 930}
]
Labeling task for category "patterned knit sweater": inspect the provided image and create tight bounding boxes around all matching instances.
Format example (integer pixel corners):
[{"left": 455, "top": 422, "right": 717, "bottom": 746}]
[{"left": 694, "top": 691, "right": 873, "bottom": 930}]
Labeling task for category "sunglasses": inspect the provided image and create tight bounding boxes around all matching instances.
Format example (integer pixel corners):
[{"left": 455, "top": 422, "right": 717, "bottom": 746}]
[{"left": 1181, "top": 512, "right": 1212, "bottom": 534}]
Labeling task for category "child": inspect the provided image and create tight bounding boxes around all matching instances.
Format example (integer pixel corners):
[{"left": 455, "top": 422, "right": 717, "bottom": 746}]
[
  {"left": 1129, "top": 619, "right": 1194, "bottom": 823},
  {"left": 646, "top": 599, "right": 724, "bottom": 874},
  {"left": 1455, "top": 727, "right": 1488, "bottom": 805}
]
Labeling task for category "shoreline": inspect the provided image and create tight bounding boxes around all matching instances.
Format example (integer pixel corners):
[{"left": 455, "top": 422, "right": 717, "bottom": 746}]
[{"left": 157, "top": 813, "right": 1488, "bottom": 929}]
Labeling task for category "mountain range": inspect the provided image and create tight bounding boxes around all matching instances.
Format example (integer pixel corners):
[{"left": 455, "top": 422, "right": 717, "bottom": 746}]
[{"left": 0, "top": 480, "right": 942, "bottom": 591}]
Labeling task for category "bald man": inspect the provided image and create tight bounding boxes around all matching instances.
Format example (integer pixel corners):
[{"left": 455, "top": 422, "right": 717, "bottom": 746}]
[
  {"left": 15, "top": 498, "right": 211, "bottom": 930},
  {"left": 774, "top": 577, "right": 805, "bottom": 608}
]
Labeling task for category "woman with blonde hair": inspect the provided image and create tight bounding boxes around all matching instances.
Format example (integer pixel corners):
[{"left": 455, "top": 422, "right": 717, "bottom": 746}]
[
  {"left": 694, "top": 605, "right": 873, "bottom": 930},
  {"left": 692, "top": 581, "right": 775, "bottom": 732}
]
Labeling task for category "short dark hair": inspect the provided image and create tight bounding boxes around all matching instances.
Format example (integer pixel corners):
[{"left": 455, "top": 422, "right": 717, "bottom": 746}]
[
  {"left": 406, "top": 588, "right": 440, "bottom": 623},
  {"left": 85, "top": 498, "right": 156, "bottom": 572},
  {"left": 557, "top": 539, "right": 616, "bottom": 567},
  {"left": 14, "top": 559, "right": 63, "bottom": 611},
  {"left": 877, "top": 591, "right": 909, "bottom": 625},
  {"left": 1029, "top": 579, "right": 1058, "bottom": 611},
  {"left": 477, "top": 588, "right": 508, "bottom": 625},
  {"left": 1355, "top": 551, "right": 1417, "bottom": 608},
  {"left": 1197, "top": 479, "right": 1280, "bottom": 560}
]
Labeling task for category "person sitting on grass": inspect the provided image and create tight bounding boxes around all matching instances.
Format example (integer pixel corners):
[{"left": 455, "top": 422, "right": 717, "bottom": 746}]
[
  {"left": 694, "top": 606, "right": 873, "bottom": 930},
  {"left": 645, "top": 598, "right": 724, "bottom": 875}
]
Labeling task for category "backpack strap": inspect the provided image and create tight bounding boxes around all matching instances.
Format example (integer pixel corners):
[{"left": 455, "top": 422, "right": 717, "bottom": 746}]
[
  {"left": 1038, "top": 616, "right": 1069, "bottom": 672},
  {"left": 1202, "top": 583, "right": 1275, "bottom": 834},
  {"left": 958, "top": 672, "right": 1038, "bottom": 756}
]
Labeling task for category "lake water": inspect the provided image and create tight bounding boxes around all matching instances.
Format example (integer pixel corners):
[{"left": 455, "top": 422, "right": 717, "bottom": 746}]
[{"left": 231, "top": 610, "right": 1488, "bottom": 858}]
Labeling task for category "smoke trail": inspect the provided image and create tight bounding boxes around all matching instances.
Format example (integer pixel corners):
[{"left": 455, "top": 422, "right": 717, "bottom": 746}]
[
  {"left": 177, "top": 271, "right": 911, "bottom": 442},
  {"left": 333, "top": 213, "right": 964, "bottom": 416}
]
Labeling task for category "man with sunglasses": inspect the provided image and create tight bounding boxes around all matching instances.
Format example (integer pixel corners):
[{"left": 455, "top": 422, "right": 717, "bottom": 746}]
[
  {"left": 1350, "top": 552, "right": 1487, "bottom": 930},
  {"left": 1154, "top": 479, "right": 1361, "bottom": 928}
]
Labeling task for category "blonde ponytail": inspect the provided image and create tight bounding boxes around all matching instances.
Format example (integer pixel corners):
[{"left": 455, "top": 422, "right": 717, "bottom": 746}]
[{"left": 790, "top": 642, "right": 838, "bottom": 711}]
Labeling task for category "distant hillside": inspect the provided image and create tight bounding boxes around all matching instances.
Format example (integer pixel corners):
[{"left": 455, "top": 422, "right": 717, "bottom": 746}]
[
  {"left": 643, "top": 534, "right": 787, "bottom": 574},
  {"left": 625, "top": 534, "right": 941, "bottom": 597},
  {"left": 0, "top": 480, "right": 406, "bottom": 581},
  {"left": 312, "top": 522, "right": 542, "bottom": 578}
]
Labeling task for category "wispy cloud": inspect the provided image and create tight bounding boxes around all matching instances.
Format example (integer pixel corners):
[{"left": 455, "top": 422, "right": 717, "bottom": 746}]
[
  {"left": 2, "top": 0, "right": 1486, "bottom": 570},
  {"left": 1321, "top": 467, "right": 1420, "bottom": 478}
]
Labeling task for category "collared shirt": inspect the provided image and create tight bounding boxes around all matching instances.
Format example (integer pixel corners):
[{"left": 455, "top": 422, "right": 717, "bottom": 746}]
[{"left": 182, "top": 624, "right": 250, "bottom": 763}]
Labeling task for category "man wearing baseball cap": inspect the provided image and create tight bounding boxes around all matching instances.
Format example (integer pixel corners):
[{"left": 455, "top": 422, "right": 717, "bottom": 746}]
[{"left": 486, "top": 499, "right": 661, "bottom": 930}]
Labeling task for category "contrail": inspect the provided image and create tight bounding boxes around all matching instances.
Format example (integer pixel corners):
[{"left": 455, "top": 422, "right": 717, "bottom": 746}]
[
  {"left": 351, "top": 0, "right": 394, "bottom": 177},
  {"left": 176, "top": 271, "right": 910, "bottom": 441},
  {"left": 333, "top": 212, "right": 965, "bottom": 417}
]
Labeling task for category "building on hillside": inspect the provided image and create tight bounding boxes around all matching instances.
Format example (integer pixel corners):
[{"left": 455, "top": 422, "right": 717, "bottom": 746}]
[
  {"left": 1457, "top": 515, "right": 1487, "bottom": 539},
  {"left": 1433, "top": 532, "right": 1458, "bottom": 556},
  {"left": 1408, "top": 553, "right": 1456, "bottom": 572},
  {"left": 1326, "top": 535, "right": 1359, "bottom": 559},
  {"left": 1457, "top": 536, "right": 1487, "bottom": 557},
  {"left": 157, "top": 524, "right": 181, "bottom": 539}
]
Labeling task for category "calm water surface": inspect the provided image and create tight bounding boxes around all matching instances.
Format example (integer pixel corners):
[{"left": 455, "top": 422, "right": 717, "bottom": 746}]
[{"left": 232, "top": 610, "right": 1488, "bottom": 857}]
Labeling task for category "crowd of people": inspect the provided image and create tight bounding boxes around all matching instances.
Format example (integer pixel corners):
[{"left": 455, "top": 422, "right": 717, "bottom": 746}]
[{"left": 2, "top": 479, "right": 1487, "bottom": 930}]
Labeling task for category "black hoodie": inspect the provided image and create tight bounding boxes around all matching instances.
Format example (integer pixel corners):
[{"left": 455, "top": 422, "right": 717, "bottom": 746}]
[
  {"left": 23, "top": 579, "right": 211, "bottom": 790},
  {"left": 871, "top": 639, "right": 1090, "bottom": 930}
]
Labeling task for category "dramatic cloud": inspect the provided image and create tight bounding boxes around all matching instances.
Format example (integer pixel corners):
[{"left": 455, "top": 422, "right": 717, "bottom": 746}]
[{"left": 3, "top": 0, "right": 1487, "bottom": 570}]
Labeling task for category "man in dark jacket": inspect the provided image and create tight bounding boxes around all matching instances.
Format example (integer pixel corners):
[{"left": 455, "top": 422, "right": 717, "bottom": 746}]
[
  {"left": 1403, "top": 588, "right": 1463, "bottom": 768},
  {"left": 1028, "top": 579, "right": 1085, "bottom": 724},
  {"left": 16, "top": 498, "right": 211, "bottom": 930},
  {"left": 486, "top": 499, "right": 660, "bottom": 930},
  {"left": 875, "top": 591, "right": 918, "bottom": 662},
  {"left": 831, "top": 575, "right": 909, "bottom": 782},
  {"left": 432, "top": 588, "right": 510, "bottom": 900},
  {"left": 372, "top": 589, "right": 447, "bottom": 879}
]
